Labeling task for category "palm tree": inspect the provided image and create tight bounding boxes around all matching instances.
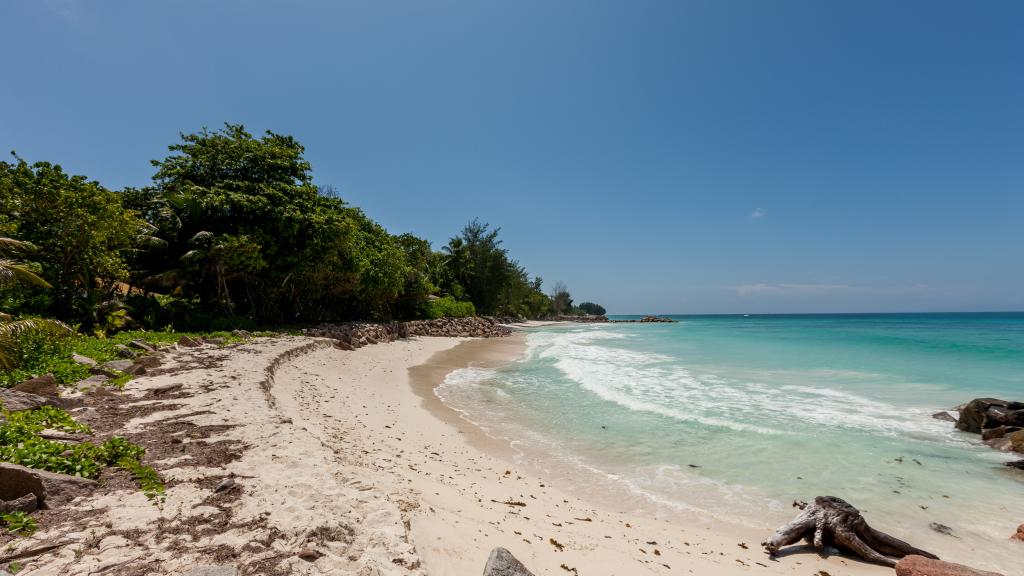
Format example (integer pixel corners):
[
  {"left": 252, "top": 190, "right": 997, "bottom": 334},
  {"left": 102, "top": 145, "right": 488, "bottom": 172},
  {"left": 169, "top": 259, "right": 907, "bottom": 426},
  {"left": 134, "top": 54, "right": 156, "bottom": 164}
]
[
  {"left": 0, "top": 237, "right": 52, "bottom": 290},
  {"left": 0, "top": 237, "right": 71, "bottom": 372}
]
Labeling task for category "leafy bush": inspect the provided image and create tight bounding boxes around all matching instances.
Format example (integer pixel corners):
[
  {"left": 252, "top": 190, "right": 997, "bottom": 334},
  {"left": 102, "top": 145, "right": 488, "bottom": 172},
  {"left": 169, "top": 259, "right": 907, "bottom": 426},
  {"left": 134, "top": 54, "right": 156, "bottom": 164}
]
[
  {"left": 0, "top": 406, "right": 165, "bottom": 501},
  {"left": 424, "top": 296, "right": 475, "bottom": 319},
  {"left": 1, "top": 511, "right": 37, "bottom": 536},
  {"left": 5, "top": 328, "right": 249, "bottom": 386}
]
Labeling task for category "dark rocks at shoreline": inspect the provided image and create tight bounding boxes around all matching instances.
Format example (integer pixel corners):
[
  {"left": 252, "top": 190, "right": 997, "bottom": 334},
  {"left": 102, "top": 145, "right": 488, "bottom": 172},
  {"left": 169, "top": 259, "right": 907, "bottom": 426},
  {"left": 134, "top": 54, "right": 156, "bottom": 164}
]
[
  {"left": 610, "top": 315, "right": 677, "bottom": 323},
  {"left": 1006, "top": 460, "right": 1024, "bottom": 471},
  {"left": 932, "top": 411, "right": 958, "bottom": 422},
  {"left": 545, "top": 314, "right": 609, "bottom": 323},
  {"left": 305, "top": 316, "right": 514, "bottom": 348},
  {"left": 941, "top": 397, "right": 1024, "bottom": 455},
  {"left": 955, "top": 398, "right": 1024, "bottom": 434}
]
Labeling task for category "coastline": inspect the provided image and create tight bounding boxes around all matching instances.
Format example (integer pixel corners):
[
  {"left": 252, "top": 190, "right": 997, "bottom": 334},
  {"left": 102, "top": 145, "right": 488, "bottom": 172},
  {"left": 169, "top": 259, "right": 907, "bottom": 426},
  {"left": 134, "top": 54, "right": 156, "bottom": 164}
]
[
  {"left": 400, "top": 330, "right": 890, "bottom": 575},
  {"left": 17, "top": 333, "right": 897, "bottom": 575}
]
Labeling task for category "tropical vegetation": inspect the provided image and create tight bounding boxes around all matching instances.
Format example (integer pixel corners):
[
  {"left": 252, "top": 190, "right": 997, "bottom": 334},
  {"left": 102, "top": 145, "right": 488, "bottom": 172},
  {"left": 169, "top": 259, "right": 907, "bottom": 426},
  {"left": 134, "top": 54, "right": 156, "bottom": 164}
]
[{"left": 1, "top": 124, "right": 603, "bottom": 337}]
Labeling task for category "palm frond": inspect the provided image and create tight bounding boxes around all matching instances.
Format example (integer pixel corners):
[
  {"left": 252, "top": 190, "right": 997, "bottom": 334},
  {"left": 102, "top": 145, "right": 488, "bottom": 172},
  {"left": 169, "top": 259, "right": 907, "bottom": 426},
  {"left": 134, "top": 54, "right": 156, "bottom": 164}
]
[
  {"left": 0, "top": 237, "right": 38, "bottom": 254},
  {"left": 0, "top": 318, "right": 72, "bottom": 372},
  {"left": 0, "top": 259, "right": 51, "bottom": 289}
]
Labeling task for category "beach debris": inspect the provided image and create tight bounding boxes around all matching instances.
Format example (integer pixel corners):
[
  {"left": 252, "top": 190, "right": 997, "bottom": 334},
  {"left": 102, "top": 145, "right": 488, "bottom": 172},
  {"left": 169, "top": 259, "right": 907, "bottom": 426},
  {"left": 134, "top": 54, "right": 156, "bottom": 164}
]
[
  {"left": 929, "top": 522, "right": 955, "bottom": 537},
  {"left": 559, "top": 563, "right": 578, "bottom": 575},
  {"left": 793, "top": 499, "right": 808, "bottom": 509},
  {"left": 484, "top": 547, "right": 535, "bottom": 576},
  {"left": 894, "top": 554, "right": 1004, "bottom": 576},
  {"left": 297, "top": 548, "right": 322, "bottom": 561},
  {"left": 178, "top": 335, "right": 203, "bottom": 348},
  {"left": 762, "top": 496, "right": 938, "bottom": 567},
  {"left": 492, "top": 499, "right": 526, "bottom": 507},
  {"left": 549, "top": 538, "right": 565, "bottom": 551}
]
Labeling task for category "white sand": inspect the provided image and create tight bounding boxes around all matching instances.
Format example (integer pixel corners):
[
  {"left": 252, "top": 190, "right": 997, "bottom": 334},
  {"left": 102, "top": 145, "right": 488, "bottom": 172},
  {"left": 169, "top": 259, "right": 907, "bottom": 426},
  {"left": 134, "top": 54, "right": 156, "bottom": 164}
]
[{"left": 21, "top": 335, "right": 890, "bottom": 575}]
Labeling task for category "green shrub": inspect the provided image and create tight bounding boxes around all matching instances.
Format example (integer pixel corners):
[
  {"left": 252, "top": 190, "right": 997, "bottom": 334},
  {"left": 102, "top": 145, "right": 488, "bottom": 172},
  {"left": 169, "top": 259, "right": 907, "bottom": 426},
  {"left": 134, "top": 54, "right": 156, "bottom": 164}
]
[
  {"left": 1, "top": 511, "right": 37, "bottom": 536},
  {"left": 0, "top": 405, "right": 165, "bottom": 502},
  {"left": 424, "top": 296, "right": 475, "bottom": 319}
]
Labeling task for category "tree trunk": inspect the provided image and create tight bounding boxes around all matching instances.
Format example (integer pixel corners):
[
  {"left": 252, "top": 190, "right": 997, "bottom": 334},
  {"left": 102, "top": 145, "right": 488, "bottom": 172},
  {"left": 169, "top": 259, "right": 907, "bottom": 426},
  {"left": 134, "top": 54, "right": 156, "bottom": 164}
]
[{"left": 762, "top": 496, "right": 939, "bottom": 568}]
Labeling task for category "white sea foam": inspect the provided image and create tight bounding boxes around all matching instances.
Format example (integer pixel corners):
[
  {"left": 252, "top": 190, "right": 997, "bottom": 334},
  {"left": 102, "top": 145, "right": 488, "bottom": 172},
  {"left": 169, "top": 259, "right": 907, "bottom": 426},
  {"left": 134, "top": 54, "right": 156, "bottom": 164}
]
[{"left": 529, "top": 328, "right": 956, "bottom": 440}]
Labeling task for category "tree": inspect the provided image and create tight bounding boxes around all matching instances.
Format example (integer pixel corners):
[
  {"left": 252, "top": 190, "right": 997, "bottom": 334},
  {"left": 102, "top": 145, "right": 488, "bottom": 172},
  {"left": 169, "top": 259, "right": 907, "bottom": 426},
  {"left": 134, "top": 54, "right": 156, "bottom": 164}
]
[
  {"left": 551, "top": 282, "right": 572, "bottom": 316},
  {"left": 577, "top": 302, "right": 606, "bottom": 316},
  {"left": 0, "top": 236, "right": 70, "bottom": 372},
  {"left": 0, "top": 157, "right": 142, "bottom": 326}
]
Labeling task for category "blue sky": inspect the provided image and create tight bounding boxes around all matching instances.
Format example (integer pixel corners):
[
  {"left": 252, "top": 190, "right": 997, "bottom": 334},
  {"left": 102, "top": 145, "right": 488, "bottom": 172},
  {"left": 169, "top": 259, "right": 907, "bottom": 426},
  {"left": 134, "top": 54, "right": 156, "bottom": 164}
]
[{"left": 2, "top": 1, "right": 1022, "bottom": 314}]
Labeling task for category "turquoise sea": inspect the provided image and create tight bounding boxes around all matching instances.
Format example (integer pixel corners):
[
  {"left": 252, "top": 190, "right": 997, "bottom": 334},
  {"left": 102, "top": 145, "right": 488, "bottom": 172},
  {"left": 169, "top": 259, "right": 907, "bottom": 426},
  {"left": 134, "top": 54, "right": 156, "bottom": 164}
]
[{"left": 437, "top": 313, "right": 1024, "bottom": 572}]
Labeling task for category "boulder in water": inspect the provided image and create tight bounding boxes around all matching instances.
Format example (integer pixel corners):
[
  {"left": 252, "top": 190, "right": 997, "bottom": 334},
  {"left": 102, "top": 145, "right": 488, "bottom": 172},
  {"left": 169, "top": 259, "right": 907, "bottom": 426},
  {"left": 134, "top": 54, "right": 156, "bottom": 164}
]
[{"left": 955, "top": 398, "right": 1024, "bottom": 434}]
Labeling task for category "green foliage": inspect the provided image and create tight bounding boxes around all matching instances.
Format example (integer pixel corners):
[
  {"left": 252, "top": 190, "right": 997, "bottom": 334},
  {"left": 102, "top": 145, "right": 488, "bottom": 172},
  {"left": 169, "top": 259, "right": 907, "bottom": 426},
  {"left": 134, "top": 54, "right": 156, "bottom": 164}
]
[
  {"left": 0, "top": 404, "right": 164, "bottom": 502},
  {"left": 118, "top": 457, "right": 165, "bottom": 502},
  {"left": 577, "top": 301, "right": 606, "bottom": 316},
  {"left": 2, "top": 125, "right": 560, "bottom": 330},
  {"left": 424, "top": 296, "right": 476, "bottom": 319},
  {"left": 1, "top": 512, "right": 37, "bottom": 536},
  {"left": 433, "top": 219, "right": 549, "bottom": 318},
  {"left": 0, "top": 157, "right": 143, "bottom": 326},
  {"left": 4, "top": 328, "right": 247, "bottom": 386}
]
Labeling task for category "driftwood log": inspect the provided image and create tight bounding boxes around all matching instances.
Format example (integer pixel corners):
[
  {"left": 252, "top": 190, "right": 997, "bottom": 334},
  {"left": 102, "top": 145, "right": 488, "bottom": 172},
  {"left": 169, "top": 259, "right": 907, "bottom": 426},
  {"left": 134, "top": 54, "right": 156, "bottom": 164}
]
[{"left": 762, "top": 496, "right": 939, "bottom": 567}]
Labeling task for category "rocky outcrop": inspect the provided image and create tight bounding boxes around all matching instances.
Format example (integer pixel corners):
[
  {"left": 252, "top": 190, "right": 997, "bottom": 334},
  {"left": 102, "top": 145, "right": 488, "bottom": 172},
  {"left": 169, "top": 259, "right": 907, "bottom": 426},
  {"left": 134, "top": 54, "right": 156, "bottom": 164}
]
[
  {"left": 483, "top": 547, "right": 535, "bottom": 576},
  {"left": 305, "top": 317, "right": 513, "bottom": 348},
  {"left": 1009, "top": 430, "right": 1024, "bottom": 453},
  {"left": 13, "top": 374, "right": 58, "bottom": 397},
  {"left": 0, "top": 462, "right": 97, "bottom": 508},
  {"left": 0, "top": 389, "right": 60, "bottom": 412},
  {"left": 895, "top": 555, "right": 1003, "bottom": 576},
  {"left": 546, "top": 315, "right": 609, "bottom": 323},
  {"left": 178, "top": 335, "right": 202, "bottom": 348},
  {"left": 955, "top": 399, "right": 1024, "bottom": 434},
  {"left": 946, "top": 398, "right": 1024, "bottom": 454},
  {"left": 610, "top": 315, "right": 677, "bottom": 323}
]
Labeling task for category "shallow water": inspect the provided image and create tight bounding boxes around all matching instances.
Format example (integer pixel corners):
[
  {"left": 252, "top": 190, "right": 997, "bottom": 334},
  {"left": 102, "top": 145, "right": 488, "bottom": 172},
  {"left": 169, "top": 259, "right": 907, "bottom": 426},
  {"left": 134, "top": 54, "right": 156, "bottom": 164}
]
[{"left": 436, "top": 313, "right": 1024, "bottom": 572}]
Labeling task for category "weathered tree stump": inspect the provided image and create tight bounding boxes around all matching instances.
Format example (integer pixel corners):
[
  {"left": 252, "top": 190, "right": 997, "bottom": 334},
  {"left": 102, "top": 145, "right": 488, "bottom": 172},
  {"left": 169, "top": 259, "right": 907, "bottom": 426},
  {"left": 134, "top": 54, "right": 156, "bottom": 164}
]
[{"left": 762, "top": 496, "right": 939, "bottom": 567}]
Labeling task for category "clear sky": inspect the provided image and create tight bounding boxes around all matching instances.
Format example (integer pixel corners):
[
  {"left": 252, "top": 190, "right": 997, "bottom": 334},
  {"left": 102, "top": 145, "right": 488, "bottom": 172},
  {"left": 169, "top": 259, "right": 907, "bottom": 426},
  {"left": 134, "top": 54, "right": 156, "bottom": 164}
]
[{"left": 2, "top": 1, "right": 1022, "bottom": 314}]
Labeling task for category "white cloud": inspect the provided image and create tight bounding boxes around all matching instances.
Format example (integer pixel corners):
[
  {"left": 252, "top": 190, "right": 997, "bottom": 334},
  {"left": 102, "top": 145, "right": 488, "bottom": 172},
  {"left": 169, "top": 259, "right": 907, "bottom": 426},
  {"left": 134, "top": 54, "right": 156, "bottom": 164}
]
[
  {"left": 750, "top": 208, "right": 765, "bottom": 219},
  {"left": 44, "top": 0, "right": 77, "bottom": 21}
]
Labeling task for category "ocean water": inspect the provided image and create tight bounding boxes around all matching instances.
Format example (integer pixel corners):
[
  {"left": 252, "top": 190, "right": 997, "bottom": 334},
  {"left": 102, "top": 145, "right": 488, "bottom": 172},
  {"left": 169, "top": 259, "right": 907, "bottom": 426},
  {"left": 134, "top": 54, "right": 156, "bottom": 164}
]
[{"left": 436, "top": 313, "right": 1024, "bottom": 571}]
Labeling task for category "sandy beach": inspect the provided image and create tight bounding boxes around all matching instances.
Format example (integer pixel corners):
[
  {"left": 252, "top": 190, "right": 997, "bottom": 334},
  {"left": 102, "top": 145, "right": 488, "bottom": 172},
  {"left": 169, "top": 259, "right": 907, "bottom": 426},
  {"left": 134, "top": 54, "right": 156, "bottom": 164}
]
[{"left": 18, "top": 332, "right": 896, "bottom": 575}]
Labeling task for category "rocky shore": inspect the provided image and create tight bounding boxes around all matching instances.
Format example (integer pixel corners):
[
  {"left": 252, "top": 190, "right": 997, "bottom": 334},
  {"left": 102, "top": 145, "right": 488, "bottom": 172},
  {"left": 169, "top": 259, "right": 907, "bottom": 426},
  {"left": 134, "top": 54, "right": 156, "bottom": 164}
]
[
  {"left": 303, "top": 316, "right": 514, "bottom": 348},
  {"left": 610, "top": 315, "right": 677, "bottom": 323},
  {"left": 936, "top": 397, "right": 1024, "bottom": 461}
]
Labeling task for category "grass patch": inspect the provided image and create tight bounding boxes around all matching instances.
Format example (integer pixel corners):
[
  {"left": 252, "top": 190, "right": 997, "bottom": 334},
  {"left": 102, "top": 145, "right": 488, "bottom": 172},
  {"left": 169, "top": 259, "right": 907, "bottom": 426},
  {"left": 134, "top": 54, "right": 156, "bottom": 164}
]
[{"left": 4, "top": 328, "right": 260, "bottom": 386}]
